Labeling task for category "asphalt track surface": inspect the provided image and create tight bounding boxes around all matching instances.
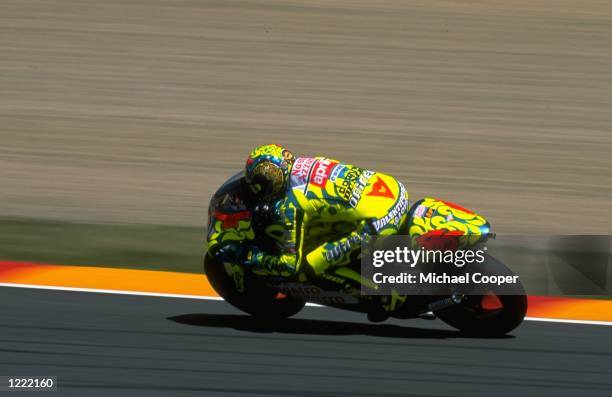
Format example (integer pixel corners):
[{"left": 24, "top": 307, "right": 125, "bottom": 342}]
[{"left": 1, "top": 286, "right": 612, "bottom": 396}]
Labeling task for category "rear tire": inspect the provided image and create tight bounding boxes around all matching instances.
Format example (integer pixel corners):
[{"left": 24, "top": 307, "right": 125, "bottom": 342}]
[
  {"left": 204, "top": 254, "right": 305, "bottom": 320},
  {"left": 434, "top": 255, "right": 528, "bottom": 336}
]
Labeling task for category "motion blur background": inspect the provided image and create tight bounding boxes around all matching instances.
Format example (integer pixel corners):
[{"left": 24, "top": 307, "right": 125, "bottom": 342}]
[{"left": 1, "top": 0, "right": 611, "bottom": 272}]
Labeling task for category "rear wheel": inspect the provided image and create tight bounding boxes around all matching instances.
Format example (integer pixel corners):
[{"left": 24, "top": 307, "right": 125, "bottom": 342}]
[
  {"left": 204, "top": 254, "right": 305, "bottom": 320},
  {"left": 434, "top": 255, "right": 528, "bottom": 336}
]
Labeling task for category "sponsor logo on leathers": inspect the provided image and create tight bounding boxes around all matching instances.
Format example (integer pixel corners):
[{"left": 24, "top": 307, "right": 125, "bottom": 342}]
[
  {"left": 292, "top": 157, "right": 316, "bottom": 178},
  {"left": 366, "top": 176, "right": 395, "bottom": 199},
  {"left": 324, "top": 231, "right": 369, "bottom": 262},
  {"left": 372, "top": 183, "right": 408, "bottom": 231},
  {"left": 310, "top": 159, "right": 339, "bottom": 187},
  {"left": 349, "top": 170, "right": 375, "bottom": 208}
]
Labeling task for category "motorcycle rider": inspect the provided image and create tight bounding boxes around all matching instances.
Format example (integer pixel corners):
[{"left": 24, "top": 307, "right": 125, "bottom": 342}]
[{"left": 236, "top": 144, "right": 411, "bottom": 320}]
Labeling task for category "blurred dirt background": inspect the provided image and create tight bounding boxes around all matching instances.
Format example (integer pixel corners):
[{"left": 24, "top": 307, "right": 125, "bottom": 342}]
[{"left": 1, "top": 0, "right": 611, "bottom": 235}]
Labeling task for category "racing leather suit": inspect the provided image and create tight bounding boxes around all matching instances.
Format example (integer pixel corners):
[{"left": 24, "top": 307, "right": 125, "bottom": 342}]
[{"left": 244, "top": 157, "right": 410, "bottom": 278}]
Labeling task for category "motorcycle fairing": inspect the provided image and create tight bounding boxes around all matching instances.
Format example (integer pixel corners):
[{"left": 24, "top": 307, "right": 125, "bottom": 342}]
[{"left": 408, "top": 197, "right": 492, "bottom": 249}]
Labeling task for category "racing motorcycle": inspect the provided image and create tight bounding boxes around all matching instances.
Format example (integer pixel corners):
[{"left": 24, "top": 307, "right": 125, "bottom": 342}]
[{"left": 204, "top": 172, "right": 527, "bottom": 336}]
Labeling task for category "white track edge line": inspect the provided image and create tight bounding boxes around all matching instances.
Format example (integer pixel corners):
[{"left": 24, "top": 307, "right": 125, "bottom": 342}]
[
  {"left": 1, "top": 282, "right": 610, "bottom": 326},
  {"left": 523, "top": 317, "right": 612, "bottom": 326},
  {"left": 0, "top": 282, "right": 224, "bottom": 301}
]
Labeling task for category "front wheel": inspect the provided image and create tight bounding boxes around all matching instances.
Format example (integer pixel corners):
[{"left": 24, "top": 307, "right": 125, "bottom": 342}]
[
  {"left": 204, "top": 254, "right": 305, "bottom": 320},
  {"left": 434, "top": 255, "right": 528, "bottom": 336}
]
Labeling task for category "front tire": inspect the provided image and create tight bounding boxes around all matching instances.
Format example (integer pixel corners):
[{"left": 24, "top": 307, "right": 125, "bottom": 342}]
[
  {"left": 204, "top": 254, "right": 305, "bottom": 320},
  {"left": 434, "top": 255, "right": 528, "bottom": 336}
]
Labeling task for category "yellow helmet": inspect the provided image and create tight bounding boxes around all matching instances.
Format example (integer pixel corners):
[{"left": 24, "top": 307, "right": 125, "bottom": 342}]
[{"left": 245, "top": 144, "right": 295, "bottom": 199}]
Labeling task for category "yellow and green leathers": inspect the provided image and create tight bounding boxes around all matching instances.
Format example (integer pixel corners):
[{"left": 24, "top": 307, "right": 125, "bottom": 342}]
[{"left": 244, "top": 157, "right": 410, "bottom": 277}]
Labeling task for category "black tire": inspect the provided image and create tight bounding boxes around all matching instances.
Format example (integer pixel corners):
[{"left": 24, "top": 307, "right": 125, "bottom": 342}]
[
  {"left": 204, "top": 254, "right": 305, "bottom": 320},
  {"left": 434, "top": 255, "right": 528, "bottom": 336}
]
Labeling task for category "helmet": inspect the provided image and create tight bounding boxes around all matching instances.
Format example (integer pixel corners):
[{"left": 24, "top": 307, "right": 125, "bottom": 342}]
[{"left": 245, "top": 144, "right": 294, "bottom": 199}]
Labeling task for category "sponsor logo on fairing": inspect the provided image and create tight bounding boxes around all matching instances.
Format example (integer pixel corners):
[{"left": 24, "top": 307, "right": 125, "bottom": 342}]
[
  {"left": 277, "top": 284, "right": 355, "bottom": 304},
  {"left": 414, "top": 204, "right": 427, "bottom": 218},
  {"left": 214, "top": 209, "right": 251, "bottom": 228}
]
